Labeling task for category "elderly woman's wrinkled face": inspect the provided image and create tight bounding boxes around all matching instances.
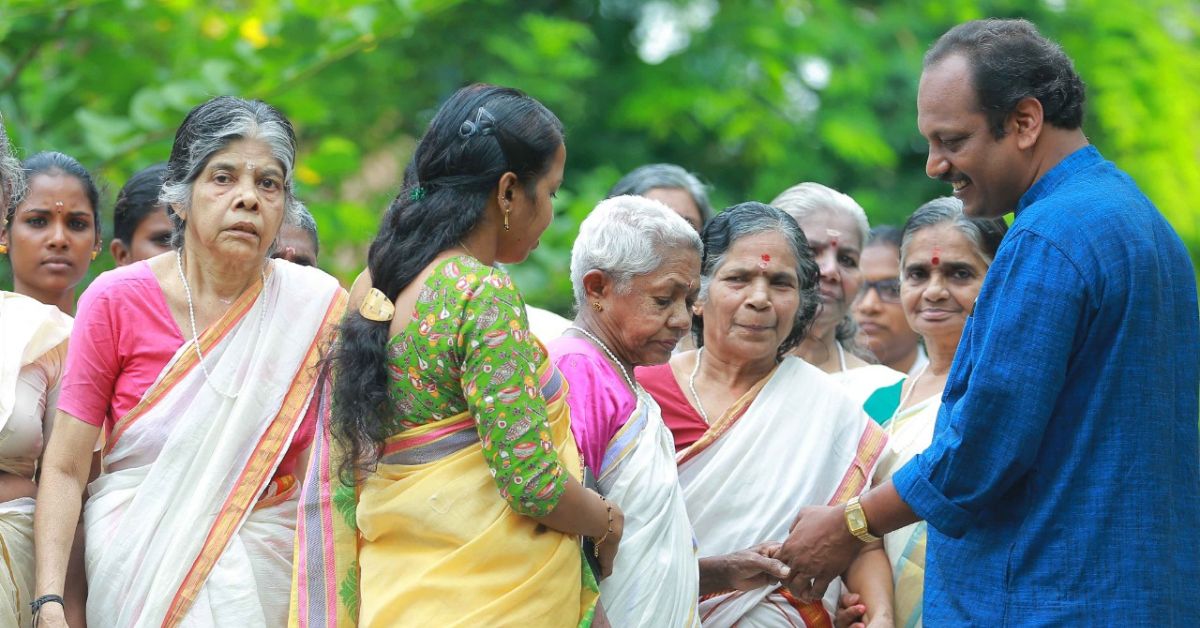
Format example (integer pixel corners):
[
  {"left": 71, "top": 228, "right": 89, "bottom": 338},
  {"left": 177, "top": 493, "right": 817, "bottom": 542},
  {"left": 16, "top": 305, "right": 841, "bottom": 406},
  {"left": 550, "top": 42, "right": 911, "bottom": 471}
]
[
  {"left": 797, "top": 210, "right": 862, "bottom": 334},
  {"left": 900, "top": 223, "right": 989, "bottom": 342},
  {"left": 601, "top": 249, "right": 700, "bottom": 365},
  {"left": 1, "top": 172, "right": 98, "bottom": 298},
  {"left": 700, "top": 231, "right": 801, "bottom": 361},
  {"left": 181, "top": 138, "right": 286, "bottom": 264}
]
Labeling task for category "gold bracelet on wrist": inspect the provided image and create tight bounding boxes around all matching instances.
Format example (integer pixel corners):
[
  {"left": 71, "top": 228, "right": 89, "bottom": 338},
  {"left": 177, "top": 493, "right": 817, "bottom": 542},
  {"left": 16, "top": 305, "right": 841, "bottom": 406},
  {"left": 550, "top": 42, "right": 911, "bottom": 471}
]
[{"left": 592, "top": 495, "right": 615, "bottom": 557}]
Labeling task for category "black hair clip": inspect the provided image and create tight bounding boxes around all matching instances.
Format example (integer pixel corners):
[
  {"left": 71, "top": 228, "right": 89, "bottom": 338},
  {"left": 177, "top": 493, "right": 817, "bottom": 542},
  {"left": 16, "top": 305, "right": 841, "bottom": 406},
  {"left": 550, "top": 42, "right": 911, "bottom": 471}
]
[{"left": 459, "top": 107, "right": 496, "bottom": 139}]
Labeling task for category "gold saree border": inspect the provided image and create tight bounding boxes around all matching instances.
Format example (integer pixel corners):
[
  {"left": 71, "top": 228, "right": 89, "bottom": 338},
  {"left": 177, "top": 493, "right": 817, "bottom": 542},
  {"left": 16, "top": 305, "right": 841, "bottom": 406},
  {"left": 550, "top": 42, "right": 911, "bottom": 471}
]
[
  {"left": 106, "top": 276, "right": 263, "bottom": 453},
  {"left": 675, "top": 365, "right": 778, "bottom": 466},
  {"left": 161, "top": 289, "right": 347, "bottom": 627}
]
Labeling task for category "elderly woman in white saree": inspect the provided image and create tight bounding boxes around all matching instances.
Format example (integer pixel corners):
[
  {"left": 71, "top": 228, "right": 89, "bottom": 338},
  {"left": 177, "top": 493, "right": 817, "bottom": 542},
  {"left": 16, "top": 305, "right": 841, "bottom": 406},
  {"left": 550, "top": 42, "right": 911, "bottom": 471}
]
[
  {"left": 637, "top": 202, "right": 894, "bottom": 627},
  {"left": 772, "top": 183, "right": 906, "bottom": 424},
  {"left": 870, "top": 198, "right": 1005, "bottom": 627},
  {"left": 33, "top": 97, "right": 345, "bottom": 628},
  {"left": 549, "top": 195, "right": 704, "bottom": 625}
]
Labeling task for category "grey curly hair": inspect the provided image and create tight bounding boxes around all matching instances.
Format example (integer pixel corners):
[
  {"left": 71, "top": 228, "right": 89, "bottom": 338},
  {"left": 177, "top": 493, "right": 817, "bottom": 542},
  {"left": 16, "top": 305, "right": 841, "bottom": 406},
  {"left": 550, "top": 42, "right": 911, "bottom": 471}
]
[{"left": 0, "top": 113, "right": 26, "bottom": 214}]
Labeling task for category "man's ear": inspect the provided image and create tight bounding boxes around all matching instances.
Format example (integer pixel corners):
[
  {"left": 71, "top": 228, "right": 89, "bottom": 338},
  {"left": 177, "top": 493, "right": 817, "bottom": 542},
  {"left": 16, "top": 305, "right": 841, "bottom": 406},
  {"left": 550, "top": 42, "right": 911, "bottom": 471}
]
[{"left": 1010, "top": 96, "right": 1044, "bottom": 151}]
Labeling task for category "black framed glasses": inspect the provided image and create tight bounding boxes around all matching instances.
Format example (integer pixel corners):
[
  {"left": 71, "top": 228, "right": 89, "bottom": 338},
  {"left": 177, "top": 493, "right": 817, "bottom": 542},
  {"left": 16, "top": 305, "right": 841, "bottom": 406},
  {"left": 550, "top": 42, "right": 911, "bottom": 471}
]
[{"left": 859, "top": 278, "right": 901, "bottom": 303}]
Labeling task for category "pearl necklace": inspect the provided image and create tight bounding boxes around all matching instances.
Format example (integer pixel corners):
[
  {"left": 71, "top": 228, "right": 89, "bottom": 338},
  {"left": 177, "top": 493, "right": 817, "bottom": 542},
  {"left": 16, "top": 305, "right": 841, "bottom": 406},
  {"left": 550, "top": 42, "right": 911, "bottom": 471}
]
[
  {"left": 688, "top": 347, "right": 710, "bottom": 424},
  {"left": 175, "top": 249, "right": 267, "bottom": 399},
  {"left": 566, "top": 326, "right": 638, "bottom": 393}
]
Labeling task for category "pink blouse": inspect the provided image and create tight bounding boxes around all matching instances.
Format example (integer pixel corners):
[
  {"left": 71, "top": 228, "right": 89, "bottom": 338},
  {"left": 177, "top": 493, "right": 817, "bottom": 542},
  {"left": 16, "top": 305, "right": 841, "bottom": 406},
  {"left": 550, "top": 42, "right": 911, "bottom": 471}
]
[
  {"left": 548, "top": 336, "right": 637, "bottom": 478},
  {"left": 59, "top": 261, "right": 314, "bottom": 477}
]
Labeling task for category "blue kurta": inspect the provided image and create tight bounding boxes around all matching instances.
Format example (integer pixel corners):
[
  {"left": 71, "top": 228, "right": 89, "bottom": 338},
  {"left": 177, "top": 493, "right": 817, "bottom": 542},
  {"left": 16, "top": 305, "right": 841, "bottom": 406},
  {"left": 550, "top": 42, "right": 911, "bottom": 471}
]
[{"left": 893, "top": 146, "right": 1200, "bottom": 625}]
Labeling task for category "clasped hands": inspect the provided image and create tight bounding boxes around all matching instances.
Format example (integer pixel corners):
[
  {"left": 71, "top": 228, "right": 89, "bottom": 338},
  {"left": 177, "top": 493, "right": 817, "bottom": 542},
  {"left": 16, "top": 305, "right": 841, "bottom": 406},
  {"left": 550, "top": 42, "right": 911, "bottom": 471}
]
[{"left": 775, "top": 504, "right": 865, "bottom": 603}]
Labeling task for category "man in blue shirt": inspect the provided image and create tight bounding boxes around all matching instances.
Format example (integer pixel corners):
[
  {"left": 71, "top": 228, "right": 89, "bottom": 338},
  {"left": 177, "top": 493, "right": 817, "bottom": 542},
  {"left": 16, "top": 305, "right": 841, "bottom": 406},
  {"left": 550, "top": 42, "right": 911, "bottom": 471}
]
[{"left": 779, "top": 18, "right": 1199, "bottom": 625}]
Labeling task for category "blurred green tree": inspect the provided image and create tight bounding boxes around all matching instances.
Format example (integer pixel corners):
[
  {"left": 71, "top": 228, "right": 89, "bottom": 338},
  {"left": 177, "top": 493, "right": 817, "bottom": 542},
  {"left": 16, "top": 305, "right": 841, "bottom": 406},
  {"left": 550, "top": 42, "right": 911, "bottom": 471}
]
[{"left": 1, "top": 0, "right": 1196, "bottom": 315}]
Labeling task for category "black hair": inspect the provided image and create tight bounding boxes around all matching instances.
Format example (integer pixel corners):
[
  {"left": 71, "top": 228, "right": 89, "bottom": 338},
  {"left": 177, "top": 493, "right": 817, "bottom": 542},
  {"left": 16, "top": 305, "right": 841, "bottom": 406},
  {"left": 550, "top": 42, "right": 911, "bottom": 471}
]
[
  {"left": 7, "top": 151, "right": 101, "bottom": 235},
  {"left": 331, "top": 84, "right": 564, "bottom": 482},
  {"left": 694, "top": 201, "right": 820, "bottom": 360},
  {"left": 113, "top": 163, "right": 168, "bottom": 245},
  {"left": 865, "top": 225, "right": 903, "bottom": 250},
  {"left": 925, "top": 18, "right": 1085, "bottom": 138}
]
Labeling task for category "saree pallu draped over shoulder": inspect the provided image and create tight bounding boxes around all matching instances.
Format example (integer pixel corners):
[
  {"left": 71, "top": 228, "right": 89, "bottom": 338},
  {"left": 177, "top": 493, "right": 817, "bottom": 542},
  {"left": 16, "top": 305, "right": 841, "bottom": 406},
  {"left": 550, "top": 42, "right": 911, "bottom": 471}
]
[
  {"left": 84, "top": 263, "right": 346, "bottom": 628},
  {"left": 676, "top": 357, "right": 888, "bottom": 628},
  {"left": 290, "top": 353, "right": 598, "bottom": 627}
]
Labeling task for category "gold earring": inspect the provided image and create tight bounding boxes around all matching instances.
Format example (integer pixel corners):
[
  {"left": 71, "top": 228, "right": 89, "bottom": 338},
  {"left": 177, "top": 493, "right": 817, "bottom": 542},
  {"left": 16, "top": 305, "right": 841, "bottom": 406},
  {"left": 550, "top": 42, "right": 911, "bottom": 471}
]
[
  {"left": 0, "top": 244, "right": 7, "bottom": 254},
  {"left": 503, "top": 207, "right": 511, "bottom": 231},
  {"left": 91, "top": 250, "right": 98, "bottom": 261},
  {"left": 592, "top": 302, "right": 602, "bottom": 311}
]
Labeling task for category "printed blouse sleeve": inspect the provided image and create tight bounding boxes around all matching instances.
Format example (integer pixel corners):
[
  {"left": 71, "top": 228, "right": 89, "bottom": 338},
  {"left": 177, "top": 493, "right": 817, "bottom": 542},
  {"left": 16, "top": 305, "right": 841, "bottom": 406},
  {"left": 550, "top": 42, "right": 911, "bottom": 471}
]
[{"left": 457, "top": 270, "right": 567, "bottom": 517}]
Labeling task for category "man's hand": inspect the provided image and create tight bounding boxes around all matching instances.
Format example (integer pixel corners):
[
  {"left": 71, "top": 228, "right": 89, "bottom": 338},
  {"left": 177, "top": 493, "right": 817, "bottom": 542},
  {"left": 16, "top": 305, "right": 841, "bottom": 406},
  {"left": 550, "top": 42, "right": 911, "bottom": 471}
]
[{"left": 777, "top": 504, "right": 863, "bottom": 602}]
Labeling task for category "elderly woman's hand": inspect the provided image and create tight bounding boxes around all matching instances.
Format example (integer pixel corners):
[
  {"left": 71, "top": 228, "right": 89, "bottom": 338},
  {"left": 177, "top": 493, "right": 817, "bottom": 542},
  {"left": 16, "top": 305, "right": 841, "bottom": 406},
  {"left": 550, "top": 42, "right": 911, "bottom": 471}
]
[
  {"left": 698, "top": 542, "right": 791, "bottom": 594},
  {"left": 35, "top": 603, "right": 69, "bottom": 628}
]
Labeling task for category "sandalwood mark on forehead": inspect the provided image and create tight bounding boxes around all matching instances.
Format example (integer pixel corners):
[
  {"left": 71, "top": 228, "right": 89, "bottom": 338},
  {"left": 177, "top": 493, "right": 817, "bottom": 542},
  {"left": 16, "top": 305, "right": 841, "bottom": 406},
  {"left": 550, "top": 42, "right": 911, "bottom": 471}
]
[{"left": 826, "top": 228, "right": 841, "bottom": 249}]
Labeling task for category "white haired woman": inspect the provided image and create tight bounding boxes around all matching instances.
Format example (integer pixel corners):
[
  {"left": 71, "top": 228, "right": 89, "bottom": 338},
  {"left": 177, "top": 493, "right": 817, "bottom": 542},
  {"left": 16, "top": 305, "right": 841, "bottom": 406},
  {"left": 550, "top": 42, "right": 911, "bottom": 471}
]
[
  {"left": 33, "top": 97, "right": 346, "bottom": 627},
  {"left": 637, "top": 202, "right": 893, "bottom": 627},
  {"left": 550, "top": 195, "right": 703, "bottom": 625},
  {"left": 772, "top": 183, "right": 905, "bottom": 423}
]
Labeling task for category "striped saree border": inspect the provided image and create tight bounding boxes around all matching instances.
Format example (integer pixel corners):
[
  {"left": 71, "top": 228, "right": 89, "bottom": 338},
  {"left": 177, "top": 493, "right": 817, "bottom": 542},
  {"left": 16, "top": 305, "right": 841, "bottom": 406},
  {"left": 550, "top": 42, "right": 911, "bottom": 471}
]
[
  {"left": 597, "top": 399, "right": 648, "bottom": 483},
  {"left": 106, "top": 278, "right": 263, "bottom": 453},
  {"left": 675, "top": 365, "right": 777, "bottom": 467},
  {"left": 162, "top": 289, "right": 346, "bottom": 627},
  {"left": 827, "top": 420, "right": 888, "bottom": 505}
]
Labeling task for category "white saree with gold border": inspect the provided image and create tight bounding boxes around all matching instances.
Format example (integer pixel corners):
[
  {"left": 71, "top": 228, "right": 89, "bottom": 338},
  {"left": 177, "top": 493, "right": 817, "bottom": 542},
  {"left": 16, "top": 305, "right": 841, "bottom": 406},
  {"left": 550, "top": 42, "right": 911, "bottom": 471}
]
[
  {"left": 677, "top": 357, "right": 888, "bottom": 627},
  {"left": 83, "top": 262, "right": 346, "bottom": 627}
]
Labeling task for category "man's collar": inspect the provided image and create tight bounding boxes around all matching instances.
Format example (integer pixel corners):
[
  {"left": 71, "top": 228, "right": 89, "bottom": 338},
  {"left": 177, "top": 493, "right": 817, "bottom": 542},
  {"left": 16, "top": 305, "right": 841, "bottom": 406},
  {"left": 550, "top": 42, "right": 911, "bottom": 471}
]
[{"left": 1016, "top": 145, "right": 1101, "bottom": 215}]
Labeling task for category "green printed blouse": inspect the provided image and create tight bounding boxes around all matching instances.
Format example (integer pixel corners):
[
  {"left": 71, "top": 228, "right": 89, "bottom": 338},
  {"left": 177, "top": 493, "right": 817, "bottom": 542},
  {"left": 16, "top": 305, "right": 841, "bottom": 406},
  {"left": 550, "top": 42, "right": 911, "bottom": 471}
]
[{"left": 385, "top": 254, "right": 567, "bottom": 516}]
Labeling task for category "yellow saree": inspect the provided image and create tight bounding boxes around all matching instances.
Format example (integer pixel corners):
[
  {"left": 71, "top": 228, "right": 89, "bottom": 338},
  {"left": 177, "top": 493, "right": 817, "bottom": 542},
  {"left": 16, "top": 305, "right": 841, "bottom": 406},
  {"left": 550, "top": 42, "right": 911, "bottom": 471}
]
[{"left": 291, "top": 356, "right": 597, "bottom": 627}]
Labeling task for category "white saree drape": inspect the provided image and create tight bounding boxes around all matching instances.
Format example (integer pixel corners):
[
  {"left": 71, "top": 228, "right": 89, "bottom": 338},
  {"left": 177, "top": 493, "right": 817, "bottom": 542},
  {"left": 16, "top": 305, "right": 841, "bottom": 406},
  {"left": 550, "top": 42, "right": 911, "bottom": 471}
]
[
  {"left": 677, "top": 357, "right": 888, "bottom": 628},
  {"left": 597, "top": 391, "right": 699, "bottom": 627},
  {"left": 84, "top": 262, "right": 345, "bottom": 628},
  {"left": 877, "top": 395, "right": 940, "bottom": 628},
  {"left": 0, "top": 292, "right": 71, "bottom": 626}
]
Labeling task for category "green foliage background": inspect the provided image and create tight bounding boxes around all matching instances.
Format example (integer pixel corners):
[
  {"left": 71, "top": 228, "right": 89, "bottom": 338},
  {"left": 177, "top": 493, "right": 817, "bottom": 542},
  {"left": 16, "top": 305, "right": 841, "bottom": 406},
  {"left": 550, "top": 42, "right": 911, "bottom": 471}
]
[{"left": 2, "top": 0, "right": 1197, "bottom": 315}]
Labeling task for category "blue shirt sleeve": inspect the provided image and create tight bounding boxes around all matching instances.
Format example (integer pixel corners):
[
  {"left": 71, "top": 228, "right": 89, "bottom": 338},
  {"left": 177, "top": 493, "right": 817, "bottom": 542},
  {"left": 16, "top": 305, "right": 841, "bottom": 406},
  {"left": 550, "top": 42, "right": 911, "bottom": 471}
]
[{"left": 893, "top": 230, "right": 1090, "bottom": 537}]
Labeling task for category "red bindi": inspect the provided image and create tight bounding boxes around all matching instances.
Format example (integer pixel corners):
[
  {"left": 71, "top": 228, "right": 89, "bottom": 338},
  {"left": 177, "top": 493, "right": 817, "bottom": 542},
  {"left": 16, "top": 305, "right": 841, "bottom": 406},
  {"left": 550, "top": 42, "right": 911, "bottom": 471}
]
[
  {"left": 826, "top": 228, "right": 841, "bottom": 250},
  {"left": 931, "top": 246, "right": 941, "bottom": 266},
  {"left": 758, "top": 254, "right": 770, "bottom": 269}
]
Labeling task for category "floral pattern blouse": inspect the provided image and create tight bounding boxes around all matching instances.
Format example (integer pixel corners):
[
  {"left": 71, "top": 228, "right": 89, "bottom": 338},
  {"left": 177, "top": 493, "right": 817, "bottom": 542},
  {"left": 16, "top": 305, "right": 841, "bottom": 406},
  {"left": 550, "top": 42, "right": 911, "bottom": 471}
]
[{"left": 385, "top": 255, "right": 566, "bottom": 516}]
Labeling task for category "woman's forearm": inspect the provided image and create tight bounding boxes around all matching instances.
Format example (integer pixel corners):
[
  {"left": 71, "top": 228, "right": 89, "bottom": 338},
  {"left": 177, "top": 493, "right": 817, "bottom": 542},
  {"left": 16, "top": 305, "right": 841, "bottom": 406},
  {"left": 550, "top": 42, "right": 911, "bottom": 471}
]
[
  {"left": 34, "top": 413, "right": 99, "bottom": 598},
  {"left": 531, "top": 476, "right": 610, "bottom": 538},
  {"left": 842, "top": 542, "right": 894, "bottom": 625},
  {"left": 34, "top": 464, "right": 87, "bottom": 597}
]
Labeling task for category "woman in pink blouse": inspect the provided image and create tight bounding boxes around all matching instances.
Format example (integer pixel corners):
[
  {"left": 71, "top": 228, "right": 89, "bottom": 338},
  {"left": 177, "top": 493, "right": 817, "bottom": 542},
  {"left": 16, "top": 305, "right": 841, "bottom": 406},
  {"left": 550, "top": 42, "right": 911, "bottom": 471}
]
[
  {"left": 551, "top": 195, "right": 791, "bottom": 626},
  {"left": 32, "top": 97, "right": 346, "bottom": 628}
]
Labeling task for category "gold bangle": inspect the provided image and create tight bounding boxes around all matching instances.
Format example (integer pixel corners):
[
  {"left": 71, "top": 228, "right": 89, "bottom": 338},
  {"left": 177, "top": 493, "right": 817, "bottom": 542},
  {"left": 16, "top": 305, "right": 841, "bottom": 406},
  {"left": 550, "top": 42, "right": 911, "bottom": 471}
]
[{"left": 592, "top": 495, "right": 615, "bottom": 557}]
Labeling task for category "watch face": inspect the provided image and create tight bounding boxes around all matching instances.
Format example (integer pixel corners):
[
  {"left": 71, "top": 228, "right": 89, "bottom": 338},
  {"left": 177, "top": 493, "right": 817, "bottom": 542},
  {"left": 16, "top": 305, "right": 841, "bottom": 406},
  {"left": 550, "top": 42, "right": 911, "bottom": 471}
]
[{"left": 848, "top": 510, "right": 866, "bottom": 530}]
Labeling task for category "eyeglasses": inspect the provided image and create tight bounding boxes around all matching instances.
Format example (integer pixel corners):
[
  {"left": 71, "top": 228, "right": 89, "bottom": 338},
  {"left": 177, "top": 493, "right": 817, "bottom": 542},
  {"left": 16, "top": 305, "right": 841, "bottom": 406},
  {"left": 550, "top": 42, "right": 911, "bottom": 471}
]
[{"left": 859, "top": 278, "right": 901, "bottom": 304}]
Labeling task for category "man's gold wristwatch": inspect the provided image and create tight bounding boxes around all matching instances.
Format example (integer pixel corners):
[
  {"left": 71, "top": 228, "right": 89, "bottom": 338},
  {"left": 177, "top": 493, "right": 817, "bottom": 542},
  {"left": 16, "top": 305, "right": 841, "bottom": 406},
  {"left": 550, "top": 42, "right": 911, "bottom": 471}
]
[{"left": 844, "top": 496, "right": 880, "bottom": 543}]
